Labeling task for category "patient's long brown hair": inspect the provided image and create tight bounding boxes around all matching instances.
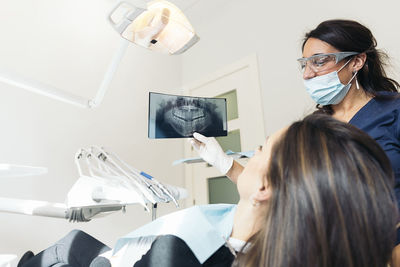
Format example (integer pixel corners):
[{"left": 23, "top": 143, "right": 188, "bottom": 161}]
[{"left": 238, "top": 114, "right": 397, "bottom": 267}]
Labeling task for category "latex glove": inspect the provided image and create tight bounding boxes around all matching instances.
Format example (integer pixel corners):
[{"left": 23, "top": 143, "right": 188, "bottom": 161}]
[{"left": 191, "top": 132, "right": 233, "bottom": 175}]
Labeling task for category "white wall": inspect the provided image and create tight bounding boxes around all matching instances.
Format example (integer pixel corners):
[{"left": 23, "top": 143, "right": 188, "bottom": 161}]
[
  {"left": 0, "top": 0, "right": 184, "bottom": 257},
  {"left": 182, "top": 0, "right": 400, "bottom": 135}
]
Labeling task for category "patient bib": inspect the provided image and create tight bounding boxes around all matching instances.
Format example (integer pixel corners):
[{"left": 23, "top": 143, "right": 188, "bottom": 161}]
[{"left": 113, "top": 204, "right": 236, "bottom": 265}]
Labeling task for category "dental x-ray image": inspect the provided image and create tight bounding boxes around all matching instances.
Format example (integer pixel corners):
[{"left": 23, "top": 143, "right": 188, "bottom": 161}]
[{"left": 148, "top": 92, "right": 228, "bottom": 138}]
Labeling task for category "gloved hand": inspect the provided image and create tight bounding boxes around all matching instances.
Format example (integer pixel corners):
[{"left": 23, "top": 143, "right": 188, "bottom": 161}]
[{"left": 190, "top": 132, "right": 233, "bottom": 175}]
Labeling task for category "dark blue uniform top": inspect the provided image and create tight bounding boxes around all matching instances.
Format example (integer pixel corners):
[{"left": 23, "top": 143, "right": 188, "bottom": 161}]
[{"left": 349, "top": 92, "right": 400, "bottom": 208}]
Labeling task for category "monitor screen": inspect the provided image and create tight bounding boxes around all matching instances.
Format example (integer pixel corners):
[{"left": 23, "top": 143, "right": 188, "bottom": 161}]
[{"left": 148, "top": 92, "right": 228, "bottom": 139}]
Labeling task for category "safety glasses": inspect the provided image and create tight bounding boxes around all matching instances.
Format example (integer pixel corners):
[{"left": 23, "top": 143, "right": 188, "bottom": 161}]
[{"left": 297, "top": 52, "right": 359, "bottom": 73}]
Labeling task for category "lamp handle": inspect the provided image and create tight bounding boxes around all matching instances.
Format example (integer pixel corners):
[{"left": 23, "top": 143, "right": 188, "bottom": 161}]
[{"left": 108, "top": 1, "right": 145, "bottom": 34}]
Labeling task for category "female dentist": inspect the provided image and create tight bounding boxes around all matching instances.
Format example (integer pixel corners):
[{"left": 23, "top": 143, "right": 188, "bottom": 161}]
[{"left": 192, "top": 18, "right": 400, "bottom": 263}]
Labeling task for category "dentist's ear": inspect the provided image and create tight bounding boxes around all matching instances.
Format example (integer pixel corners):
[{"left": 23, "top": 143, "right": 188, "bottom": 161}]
[{"left": 353, "top": 53, "right": 367, "bottom": 72}]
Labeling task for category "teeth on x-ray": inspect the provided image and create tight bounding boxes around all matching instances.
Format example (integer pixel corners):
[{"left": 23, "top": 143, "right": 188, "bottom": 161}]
[
  {"left": 149, "top": 92, "right": 227, "bottom": 138},
  {"left": 165, "top": 102, "right": 211, "bottom": 136},
  {"left": 173, "top": 105, "right": 206, "bottom": 121}
]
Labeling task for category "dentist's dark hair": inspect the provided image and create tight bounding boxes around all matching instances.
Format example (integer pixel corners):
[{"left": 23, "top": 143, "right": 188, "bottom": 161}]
[
  {"left": 237, "top": 114, "right": 397, "bottom": 267},
  {"left": 302, "top": 19, "right": 399, "bottom": 114}
]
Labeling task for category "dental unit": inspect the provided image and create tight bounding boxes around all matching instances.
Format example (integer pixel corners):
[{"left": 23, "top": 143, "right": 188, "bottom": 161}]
[{"left": 0, "top": 147, "right": 187, "bottom": 222}]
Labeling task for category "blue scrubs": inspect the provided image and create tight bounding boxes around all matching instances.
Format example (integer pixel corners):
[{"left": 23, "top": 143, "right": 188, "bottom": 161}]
[
  {"left": 349, "top": 93, "right": 400, "bottom": 203},
  {"left": 349, "top": 92, "right": 400, "bottom": 242}
]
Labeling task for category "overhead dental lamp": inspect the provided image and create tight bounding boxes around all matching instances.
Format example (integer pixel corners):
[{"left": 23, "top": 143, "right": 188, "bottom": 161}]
[
  {"left": 0, "top": 0, "right": 199, "bottom": 108},
  {"left": 109, "top": 0, "right": 199, "bottom": 55}
]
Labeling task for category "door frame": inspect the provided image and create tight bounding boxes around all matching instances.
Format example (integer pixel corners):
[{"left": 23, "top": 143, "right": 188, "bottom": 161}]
[{"left": 181, "top": 54, "right": 264, "bottom": 207}]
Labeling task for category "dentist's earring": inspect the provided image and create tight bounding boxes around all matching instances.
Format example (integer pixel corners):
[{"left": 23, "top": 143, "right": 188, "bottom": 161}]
[
  {"left": 353, "top": 70, "right": 360, "bottom": 90},
  {"left": 356, "top": 77, "right": 360, "bottom": 90}
]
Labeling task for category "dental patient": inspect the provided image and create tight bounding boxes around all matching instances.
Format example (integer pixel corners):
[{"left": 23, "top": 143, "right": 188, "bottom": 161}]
[{"left": 18, "top": 114, "right": 397, "bottom": 267}]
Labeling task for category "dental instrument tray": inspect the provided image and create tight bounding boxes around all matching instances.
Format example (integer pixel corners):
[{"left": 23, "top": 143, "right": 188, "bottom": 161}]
[{"left": 148, "top": 92, "right": 228, "bottom": 138}]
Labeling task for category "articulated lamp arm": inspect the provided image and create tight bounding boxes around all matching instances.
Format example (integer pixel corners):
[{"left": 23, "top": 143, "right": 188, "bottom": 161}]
[{"left": 0, "top": 39, "right": 129, "bottom": 109}]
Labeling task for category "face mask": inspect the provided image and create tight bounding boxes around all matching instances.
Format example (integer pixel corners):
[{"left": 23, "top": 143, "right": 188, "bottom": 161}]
[{"left": 303, "top": 59, "right": 357, "bottom": 105}]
